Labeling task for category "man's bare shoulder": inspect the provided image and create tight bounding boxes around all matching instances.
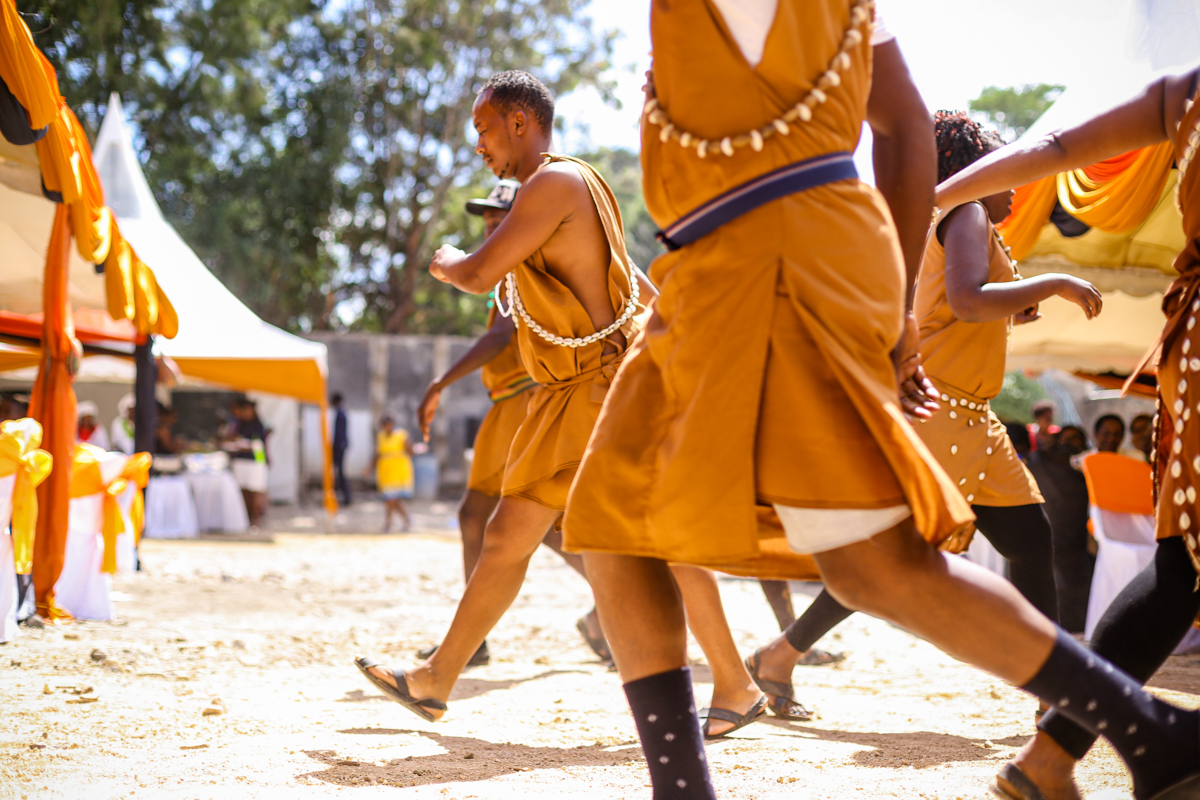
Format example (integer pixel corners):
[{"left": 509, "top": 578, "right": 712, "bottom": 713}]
[{"left": 521, "top": 159, "right": 590, "bottom": 201}]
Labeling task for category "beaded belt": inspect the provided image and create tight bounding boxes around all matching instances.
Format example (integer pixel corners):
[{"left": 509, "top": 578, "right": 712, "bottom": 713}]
[{"left": 655, "top": 152, "right": 857, "bottom": 251}]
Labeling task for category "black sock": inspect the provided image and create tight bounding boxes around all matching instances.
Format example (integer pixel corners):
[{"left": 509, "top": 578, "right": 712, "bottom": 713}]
[
  {"left": 1039, "top": 537, "right": 1200, "bottom": 761},
  {"left": 623, "top": 668, "right": 715, "bottom": 800},
  {"left": 784, "top": 589, "right": 854, "bottom": 653},
  {"left": 1023, "top": 628, "right": 1199, "bottom": 798}
]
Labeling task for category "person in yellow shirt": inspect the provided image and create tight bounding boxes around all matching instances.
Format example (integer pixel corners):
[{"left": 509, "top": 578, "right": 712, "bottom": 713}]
[{"left": 374, "top": 416, "right": 413, "bottom": 533}]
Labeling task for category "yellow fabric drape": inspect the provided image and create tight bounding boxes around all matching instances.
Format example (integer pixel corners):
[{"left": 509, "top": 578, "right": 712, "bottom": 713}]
[
  {"left": 0, "top": 418, "right": 53, "bottom": 574},
  {"left": 101, "top": 225, "right": 179, "bottom": 338},
  {"left": 0, "top": 0, "right": 60, "bottom": 129},
  {"left": 996, "top": 176, "right": 1058, "bottom": 261},
  {"left": 1057, "top": 141, "right": 1176, "bottom": 234},
  {"left": 69, "top": 444, "right": 151, "bottom": 574}
]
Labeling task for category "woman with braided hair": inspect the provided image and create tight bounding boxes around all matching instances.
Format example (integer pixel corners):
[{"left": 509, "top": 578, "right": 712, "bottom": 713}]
[{"left": 744, "top": 112, "right": 1103, "bottom": 728}]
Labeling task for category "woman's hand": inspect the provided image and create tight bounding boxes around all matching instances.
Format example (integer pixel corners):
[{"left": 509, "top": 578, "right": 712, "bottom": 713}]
[
  {"left": 1013, "top": 304, "right": 1043, "bottom": 325},
  {"left": 417, "top": 382, "right": 442, "bottom": 443},
  {"left": 1054, "top": 276, "right": 1103, "bottom": 319},
  {"left": 891, "top": 311, "right": 939, "bottom": 419},
  {"left": 429, "top": 245, "right": 466, "bottom": 283}
]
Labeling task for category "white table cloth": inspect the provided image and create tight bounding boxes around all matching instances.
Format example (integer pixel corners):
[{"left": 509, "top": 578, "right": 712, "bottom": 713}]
[
  {"left": 186, "top": 471, "right": 249, "bottom": 533},
  {"left": 143, "top": 475, "right": 200, "bottom": 539},
  {"left": 55, "top": 494, "right": 114, "bottom": 621},
  {"left": 0, "top": 474, "right": 17, "bottom": 642}
]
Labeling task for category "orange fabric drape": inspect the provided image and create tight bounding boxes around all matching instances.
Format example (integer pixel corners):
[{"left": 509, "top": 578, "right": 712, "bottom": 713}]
[
  {"left": 996, "top": 175, "right": 1058, "bottom": 261},
  {"left": 0, "top": 0, "right": 60, "bottom": 129},
  {"left": 28, "top": 204, "right": 79, "bottom": 622},
  {"left": 0, "top": 418, "right": 53, "bottom": 574},
  {"left": 1057, "top": 141, "right": 1176, "bottom": 234},
  {"left": 69, "top": 445, "right": 151, "bottom": 573},
  {"left": 996, "top": 142, "right": 1178, "bottom": 259},
  {"left": 318, "top": 396, "right": 338, "bottom": 515},
  {"left": 102, "top": 224, "right": 179, "bottom": 338},
  {"left": 1080, "top": 452, "right": 1155, "bottom": 515}
]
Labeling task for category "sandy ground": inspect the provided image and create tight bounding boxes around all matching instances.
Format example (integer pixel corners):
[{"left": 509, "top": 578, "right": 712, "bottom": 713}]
[{"left": 3, "top": 501, "right": 1198, "bottom": 800}]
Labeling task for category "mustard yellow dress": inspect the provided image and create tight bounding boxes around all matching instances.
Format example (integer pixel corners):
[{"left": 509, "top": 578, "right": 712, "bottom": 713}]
[{"left": 376, "top": 429, "right": 413, "bottom": 499}]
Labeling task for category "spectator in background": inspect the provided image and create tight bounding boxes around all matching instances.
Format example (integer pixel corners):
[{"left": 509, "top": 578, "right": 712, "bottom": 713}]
[
  {"left": 76, "top": 401, "right": 110, "bottom": 450},
  {"left": 1027, "top": 424, "right": 1094, "bottom": 633},
  {"left": 226, "top": 397, "right": 270, "bottom": 528},
  {"left": 374, "top": 416, "right": 413, "bottom": 533},
  {"left": 1093, "top": 413, "right": 1126, "bottom": 454},
  {"left": 1005, "top": 420, "right": 1032, "bottom": 460},
  {"left": 154, "top": 403, "right": 183, "bottom": 455},
  {"left": 331, "top": 393, "right": 351, "bottom": 506},
  {"left": 111, "top": 394, "right": 136, "bottom": 455},
  {"left": 1128, "top": 413, "right": 1154, "bottom": 463},
  {"left": 1029, "top": 399, "right": 1059, "bottom": 452}
]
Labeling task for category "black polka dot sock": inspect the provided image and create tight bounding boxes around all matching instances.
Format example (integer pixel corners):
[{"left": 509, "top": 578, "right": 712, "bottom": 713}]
[
  {"left": 1023, "top": 628, "right": 1200, "bottom": 798},
  {"left": 623, "top": 667, "right": 716, "bottom": 800}
]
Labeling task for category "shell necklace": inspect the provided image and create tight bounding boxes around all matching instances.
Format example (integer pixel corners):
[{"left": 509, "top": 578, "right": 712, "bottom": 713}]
[{"left": 495, "top": 270, "right": 640, "bottom": 350}]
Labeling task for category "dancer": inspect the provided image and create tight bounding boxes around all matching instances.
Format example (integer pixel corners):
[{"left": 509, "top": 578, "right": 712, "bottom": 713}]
[
  {"left": 937, "top": 61, "right": 1200, "bottom": 800},
  {"left": 414, "top": 179, "right": 609, "bottom": 667},
  {"left": 563, "top": 4, "right": 1200, "bottom": 799},
  {"left": 744, "top": 112, "right": 1102, "bottom": 714}
]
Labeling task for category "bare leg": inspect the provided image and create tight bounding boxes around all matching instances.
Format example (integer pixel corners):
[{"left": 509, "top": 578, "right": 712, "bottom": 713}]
[
  {"left": 458, "top": 489, "right": 499, "bottom": 580},
  {"left": 396, "top": 498, "right": 410, "bottom": 530},
  {"left": 671, "top": 565, "right": 761, "bottom": 736},
  {"left": 582, "top": 553, "right": 688, "bottom": 681},
  {"left": 542, "top": 528, "right": 605, "bottom": 650},
  {"left": 812, "top": 517, "right": 1055, "bottom": 683},
  {"left": 362, "top": 496, "right": 562, "bottom": 711},
  {"left": 758, "top": 579, "right": 795, "bottom": 629}
]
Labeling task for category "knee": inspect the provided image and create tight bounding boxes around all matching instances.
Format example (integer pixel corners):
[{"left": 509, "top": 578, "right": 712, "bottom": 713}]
[
  {"left": 479, "top": 519, "right": 541, "bottom": 563},
  {"left": 818, "top": 564, "right": 881, "bottom": 614}
]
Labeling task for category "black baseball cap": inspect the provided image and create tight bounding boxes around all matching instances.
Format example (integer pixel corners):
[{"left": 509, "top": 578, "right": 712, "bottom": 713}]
[{"left": 466, "top": 179, "right": 520, "bottom": 215}]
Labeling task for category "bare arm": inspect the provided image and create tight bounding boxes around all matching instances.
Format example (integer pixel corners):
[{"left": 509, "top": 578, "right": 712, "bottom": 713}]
[
  {"left": 866, "top": 39, "right": 938, "bottom": 418},
  {"left": 942, "top": 204, "right": 1101, "bottom": 323},
  {"left": 429, "top": 165, "right": 580, "bottom": 294},
  {"left": 937, "top": 69, "right": 1199, "bottom": 209},
  {"left": 868, "top": 39, "right": 935, "bottom": 310},
  {"left": 417, "top": 312, "right": 515, "bottom": 441},
  {"left": 633, "top": 264, "right": 659, "bottom": 302}
]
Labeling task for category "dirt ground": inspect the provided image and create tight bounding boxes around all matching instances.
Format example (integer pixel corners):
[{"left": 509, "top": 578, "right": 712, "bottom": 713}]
[{"left": 3, "top": 501, "right": 1198, "bottom": 800}]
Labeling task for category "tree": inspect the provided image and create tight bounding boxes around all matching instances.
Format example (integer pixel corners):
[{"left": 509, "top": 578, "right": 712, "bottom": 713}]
[
  {"left": 574, "top": 146, "right": 662, "bottom": 271},
  {"left": 969, "top": 83, "right": 1065, "bottom": 143},
  {"left": 329, "top": 0, "right": 615, "bottom": 333}
]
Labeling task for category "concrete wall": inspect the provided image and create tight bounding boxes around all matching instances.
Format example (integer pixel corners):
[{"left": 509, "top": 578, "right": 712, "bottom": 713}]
[{"left": 302, "top": 333, "right": 492, "bottom": 496}]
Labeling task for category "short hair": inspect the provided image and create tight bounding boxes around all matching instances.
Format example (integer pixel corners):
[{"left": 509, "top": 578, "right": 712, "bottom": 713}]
[
  {"left": 482, "top": 70, "right": 555, "bottom": 134},
  {"left": 1031, "top": 399, "right": 1057, "bottom": 418},
  {"left": 1004, "top": 420, "right": 1031, "bottom": 452},
  {"left": 1059, "top": 424, "right": 1088, "bottom": 447},
  {"left": 1130, "top": 413, "right": 1153, "bottom": 431},
  {"left": 933, "top": 111, "right": 1005, "bottom": 183},
  {"left": 380, "top": 415, "right": 394, "bottom": 426},
  {"left": 1094, "top": 414, "right": 1126, "bottom": 435},
  {"left": 330, "top": 392, "right": 343, "bottom": 406}
]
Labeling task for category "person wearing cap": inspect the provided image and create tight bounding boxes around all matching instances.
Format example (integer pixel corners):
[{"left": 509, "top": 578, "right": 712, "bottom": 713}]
[
  {"left": 414, "top": 178, "right": 609, "bottom": 668},
  {"left": 76, "top": 401, "right": 110, "bottom": 451},
  {"left": 111, "top": 394, "right": 136, "bottom": 455}
]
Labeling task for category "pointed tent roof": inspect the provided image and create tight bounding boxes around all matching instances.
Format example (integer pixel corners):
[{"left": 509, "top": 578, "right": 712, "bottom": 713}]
[{"left": 93, "top": 94, "right": 329, "bottom": 403}]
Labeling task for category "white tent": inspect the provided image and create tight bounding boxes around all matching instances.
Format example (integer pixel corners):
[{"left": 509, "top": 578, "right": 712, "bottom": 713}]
[{"left": 1004, "top": 1, "right": 1200, "bottom": 375}]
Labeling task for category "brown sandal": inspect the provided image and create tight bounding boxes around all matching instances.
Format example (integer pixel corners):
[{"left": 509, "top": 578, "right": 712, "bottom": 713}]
[{"left": 744, "top": 649, "right": 814, "bottom": 721}]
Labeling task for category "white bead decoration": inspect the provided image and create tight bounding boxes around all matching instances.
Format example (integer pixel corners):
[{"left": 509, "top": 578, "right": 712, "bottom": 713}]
[
  {"left": 641, "top": 0, "right": 875, "bottom": 159},
  {"left": 505, "top": 269, "right": 640, "bottom": 350}
]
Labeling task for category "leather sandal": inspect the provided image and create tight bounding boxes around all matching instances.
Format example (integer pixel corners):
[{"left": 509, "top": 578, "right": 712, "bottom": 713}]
[
  {"left": 991, "top": 764, "right": 1049, "bottom": 800},
  {"left": 744, "top": 649, "right": 814, "bottom": 721},
  {"left": 701, "top": 694, "right": 768, "bottom": 739},
  {"left": 354, "top": 657, "right": 447, "bottom": 722}
]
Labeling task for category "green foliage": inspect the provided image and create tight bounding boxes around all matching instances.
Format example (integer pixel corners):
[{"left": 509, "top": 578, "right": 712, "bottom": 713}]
[
  {"left": 19, "top": 0, "right": 614, "bottom": 335},
  {"left": 573, "top": 146, "right": 662, "bottom": 272},
  {"left": 969, "top": 83, "right": 1065, "bottom": 142},
  {"left": 990, "top": 371, "right": 1048, "bottom": 424}
]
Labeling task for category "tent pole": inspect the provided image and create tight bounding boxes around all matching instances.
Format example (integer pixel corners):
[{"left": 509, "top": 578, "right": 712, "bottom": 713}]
[{"left": 134, "top": 335, "right": 157, "bottom": 453}]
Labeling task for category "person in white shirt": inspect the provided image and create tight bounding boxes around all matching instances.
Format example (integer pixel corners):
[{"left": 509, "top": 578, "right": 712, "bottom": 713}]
[{"left": 110, "top": 394, "right": 136, "bottom": 455}]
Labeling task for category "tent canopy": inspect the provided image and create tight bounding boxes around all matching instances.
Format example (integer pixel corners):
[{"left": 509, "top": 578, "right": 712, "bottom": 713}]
[{"left": 92, "top": 95, "right": 329, "bottom": 405}]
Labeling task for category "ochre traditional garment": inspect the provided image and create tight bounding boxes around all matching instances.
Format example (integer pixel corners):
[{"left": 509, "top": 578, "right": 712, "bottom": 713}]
[
  {"left": 1144, "top": 91, "right": 1200, "bottom": 574},
  {"left": 500, "top": 154, "right": 646, "bottom": 512},
  {"left": 467, "top": 302, "right": 536, "bottom": 497},
  {"left": 563, "top": 0, "right": 973, "bottom": 576},
  {"left": 913, "top": 205, "right": 1043, "bottom": 552}
]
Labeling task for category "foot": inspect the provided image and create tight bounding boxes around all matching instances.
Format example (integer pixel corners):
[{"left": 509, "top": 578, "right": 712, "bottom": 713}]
[
  {"left": 998, "top": 733, "right": 1083, "bottom": 800},
  {"left": 703, "top": 683, "right": 765, "bottom": 737},
  {"left": 797, "top": 647, "right": 846, "bottom": 666},
  {"left": 754, "top": 636, "right": 804, "bottom": 704},
  {"left": 576, "top": 609, "right": 612, "bottom": 663},
  {"left": 361, "top": 661, "right": 447, "bottom": 721}
]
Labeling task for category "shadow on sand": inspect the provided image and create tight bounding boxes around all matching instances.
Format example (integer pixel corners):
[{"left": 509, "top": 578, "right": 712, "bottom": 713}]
[{"left": 299, "top": 729, "right": 641, "bottom": 788}]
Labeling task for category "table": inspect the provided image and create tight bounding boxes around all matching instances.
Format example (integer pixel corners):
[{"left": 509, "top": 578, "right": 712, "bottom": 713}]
[
  {"left": 144, "top": 475, "right": 201, "bottom": 539},
  {"left": 186, "top": 470, "right": 249, "bottom": 533}
]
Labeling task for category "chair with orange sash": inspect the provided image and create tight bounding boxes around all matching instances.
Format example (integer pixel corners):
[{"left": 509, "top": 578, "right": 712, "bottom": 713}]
[
  {"left": 0, "top": 419, "right": 52, "bottom": 641},
  {"left": 54, "top": 444, "right": 149, "bottom": 620},
  {"left": 1080, "top": 451, "right": 1156, "bottom": 639}
]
